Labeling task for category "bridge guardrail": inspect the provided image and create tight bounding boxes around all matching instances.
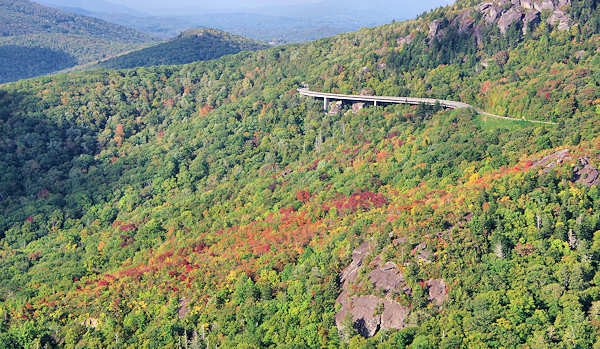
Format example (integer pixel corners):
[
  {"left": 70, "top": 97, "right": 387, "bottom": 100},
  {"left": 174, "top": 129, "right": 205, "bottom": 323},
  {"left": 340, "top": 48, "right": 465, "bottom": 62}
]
[{"left": 297, "top": 88, "right": 557, "bottom": 125}]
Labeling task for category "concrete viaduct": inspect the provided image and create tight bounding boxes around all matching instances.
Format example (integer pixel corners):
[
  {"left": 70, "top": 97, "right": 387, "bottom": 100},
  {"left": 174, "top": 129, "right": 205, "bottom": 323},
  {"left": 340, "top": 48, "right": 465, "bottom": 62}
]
[{"left": 297, "top": 88, "right": 557, "bottom": 125}]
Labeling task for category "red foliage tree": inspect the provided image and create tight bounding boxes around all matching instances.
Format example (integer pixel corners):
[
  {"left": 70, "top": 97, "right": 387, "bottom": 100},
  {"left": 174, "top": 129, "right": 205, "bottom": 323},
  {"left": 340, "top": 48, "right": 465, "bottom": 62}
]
[{"left": 296, "top": 190, "right": 311, "bottom": 203}]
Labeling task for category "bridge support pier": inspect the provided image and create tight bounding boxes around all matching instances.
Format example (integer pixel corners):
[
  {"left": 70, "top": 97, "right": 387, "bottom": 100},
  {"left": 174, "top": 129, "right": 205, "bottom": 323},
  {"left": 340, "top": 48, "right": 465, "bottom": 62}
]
[
  {"left": 374, "top": 101, "right": 377, "bottom": 107},
  {"left": 323, "top": 97, "right": 329, "bottom": 111}
]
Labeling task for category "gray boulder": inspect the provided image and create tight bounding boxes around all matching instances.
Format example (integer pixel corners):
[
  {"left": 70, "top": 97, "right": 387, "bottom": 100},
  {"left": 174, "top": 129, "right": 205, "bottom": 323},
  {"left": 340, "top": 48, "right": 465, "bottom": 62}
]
[
  {"left": 520, "top": 0, "right": 535, "bottom": 9},
  {"left": 498, "top": 7, "right": 524, "bottom": 34},
  {"left": 328, "top": 101, "right": 343, "bottom": 116},
  {"left": 573, "top": 157, "right": 600, "bottom": 187},
  {"left": 335, "top": 241, "right": 411, "bottom": 338},
  {"left": 336, "top": 295, "right": 410, "bottom": 337},
  {"left": 534, "top": 0, "right": 555, "bottom": 11},
  {"left": 547, "top": 10, "right": 571, "bottom": 31},
  {"left": 428, "top": 19, "right": 444, "bottom": 40},
  {"left": 381, "top": 299, "right": 410, "bottom": 331},
  {"left": 351, "top": 296, "right": 382, "bottom": 337},
  {"left": 427, "top": 279, "right": 448, "bottom": 306},
  {"left": 397, "top": 33, "right": 415, "bottom": 46},
  {"left": 340, "top": 241, "right": 372, "bottom": 285},
  {"left": 523, "top": 9, "right": 541, "bottom": 33},
  {"left": 352, "top": 102, "right": 365, "bottom": 114},
  {"left": 558, "top": 0, "right": 571, "bottom": 7},
  {"left": 369, "top": 261, "right": 404, "bottom": 294}
]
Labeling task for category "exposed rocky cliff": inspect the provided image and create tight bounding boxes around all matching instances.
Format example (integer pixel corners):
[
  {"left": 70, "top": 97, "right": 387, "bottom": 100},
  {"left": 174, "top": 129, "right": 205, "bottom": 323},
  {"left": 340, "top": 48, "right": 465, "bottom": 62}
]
[
  {"left": 335, "top": 241, "right": 410, "bottom": 338},
  {"left": 425, "top": 0, "right": 572, "bottom": 42},
  {"left": 335, "top": 240, "right": 448, "bottom": 338},
  {"left": 532, "top": 149, "right": 600, "bottom": 187}
]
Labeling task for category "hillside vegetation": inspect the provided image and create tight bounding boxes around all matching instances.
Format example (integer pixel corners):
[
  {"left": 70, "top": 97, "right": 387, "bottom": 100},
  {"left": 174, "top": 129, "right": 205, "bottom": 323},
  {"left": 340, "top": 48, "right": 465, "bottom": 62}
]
[
  {"left": 96, "top": 29, "right": 270, "bottom": 70},
  {"left": 1, "top": 0, "right": 600, "bottom": 348},
  {"left": 0, "top": 0, "right": 155, "bottom": 83}
]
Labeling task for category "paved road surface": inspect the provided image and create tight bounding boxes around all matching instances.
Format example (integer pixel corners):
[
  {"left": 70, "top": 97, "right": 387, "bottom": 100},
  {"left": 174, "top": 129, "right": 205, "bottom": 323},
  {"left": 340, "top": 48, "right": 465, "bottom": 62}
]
[{"left": 297, "top": 88, "right": 557, "bottom": 125}]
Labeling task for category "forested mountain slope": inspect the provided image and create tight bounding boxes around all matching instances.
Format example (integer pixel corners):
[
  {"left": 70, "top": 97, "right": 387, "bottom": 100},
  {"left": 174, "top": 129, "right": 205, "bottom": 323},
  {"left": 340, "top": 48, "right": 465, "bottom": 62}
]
[
  {"left": 0, "top": 0, "right": 155, "bottom": 83},
  {"left": 0, "top": 0, "right": 600, "bottom": 348},
  {"left": 96, "top": 29, "right": 270, "bottom": 70}
]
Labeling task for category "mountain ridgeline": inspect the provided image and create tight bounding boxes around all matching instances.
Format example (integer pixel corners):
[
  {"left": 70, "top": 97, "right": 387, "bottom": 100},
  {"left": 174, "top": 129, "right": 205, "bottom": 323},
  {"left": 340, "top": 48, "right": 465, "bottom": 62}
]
[
  {"left": 0, "top": 0, "right": 156, "bottom": 83},
  {"left": 96, "top": 29, "right": 270, "bottom": 70},
  {"left": 1, "top": 0, "right": 600, "bottom": 348},
  {"left": 34, "top": 0, "right": 451, "bottom": 43}
]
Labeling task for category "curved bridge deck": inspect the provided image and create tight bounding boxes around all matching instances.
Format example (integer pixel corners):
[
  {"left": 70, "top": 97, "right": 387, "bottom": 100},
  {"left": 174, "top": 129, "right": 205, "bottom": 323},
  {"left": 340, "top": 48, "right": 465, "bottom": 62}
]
[{"left": 297, "top": 88, "right": 556, "bottom": 125}]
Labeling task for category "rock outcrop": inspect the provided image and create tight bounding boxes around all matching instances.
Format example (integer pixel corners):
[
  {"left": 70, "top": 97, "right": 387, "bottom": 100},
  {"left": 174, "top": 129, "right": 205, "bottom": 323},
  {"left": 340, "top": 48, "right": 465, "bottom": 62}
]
[
  {"left": 573, "top": 157, "right": 600, "bottom": 187},
  {"left": 335, "top": 239, "right": 449, "bottom": 338},
  {"left": 454, "top": 10, "right": 477, "bottom": 33},
  {"left": 343, "top": 295, "right": 381, "bottom": 337},
  {"left": 523, "top": 9, "right": 541, "bottom": 33},
  {"left": 360, "top": 88, "right": 374, "bottom": 96},
  {"left": 328, "top": 101, "right": 342, "bottom": 116},
  {"left": 532, "top": 149, "right": 600, "bottom": 187},
  {"left": 535, "top": 0, "right": 557, "bottom": 11},
  {"left": 440, "top": 0, "right": 572, "bottom": 40},
  {"left": 413, "top": 242, "right": 433, "bottom": 263},
  {"left": 521, "top": 0, "right": 535, "bottom": 9},
  {"left": 380, "top": 299, "right": 411, "bottom": 330},
  {"left": 574, "top": 50, "right": 586, "bottom": 59},
  {"left": 369, "top": 261, "right": 404, "bottom": 293},
  {"left": 352, "top": 102, "right": 365, "bottom": 114},
  {"left": 533, "top": 148, "right": 571, "bottom": 170},
  {"left": 339, "top": 241, "right": 372, "bottom": 285},
  {"left": 397, "top": 33, "right": 415, "bottom": 46},
  {"left": 498, "top": 7, "right": 524, "bottom": 34},
  {"left": 426, "top": 279, "right": 448, "bottom": 305},
  {"left": 428, "top": 19, "right": 444, "bottom": 40},
  {"left": 547, "top": 9, "right": 571, "bottom": 31},
  {"left": 335, "top": 241, "right": 411, "bottom": 338},
  {"left": 478, "top": 2, "right": 502, "bottom": 23},
  {"left": 178, "top": 297, "right": 190, "bottom": 319}
]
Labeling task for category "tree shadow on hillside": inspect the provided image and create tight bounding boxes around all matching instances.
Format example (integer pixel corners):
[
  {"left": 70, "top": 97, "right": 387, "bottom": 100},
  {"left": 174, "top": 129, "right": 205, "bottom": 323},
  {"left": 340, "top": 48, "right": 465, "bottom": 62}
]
[
  {"left": 0, "top": 45, "right": 77, "bottom": 83},
  {"left": 0, "top": 88, "right": 101, "bottom": 240}
]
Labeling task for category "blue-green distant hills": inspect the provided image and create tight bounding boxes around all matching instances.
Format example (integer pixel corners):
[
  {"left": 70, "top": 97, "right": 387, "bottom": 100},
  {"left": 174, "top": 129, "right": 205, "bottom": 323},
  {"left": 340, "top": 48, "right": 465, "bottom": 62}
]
[
  {"left": 96, "top": 28, "right": 269, "bottom": 70},
  {"left": 0, "top": 0, "right": 156, "bottom": 83}
]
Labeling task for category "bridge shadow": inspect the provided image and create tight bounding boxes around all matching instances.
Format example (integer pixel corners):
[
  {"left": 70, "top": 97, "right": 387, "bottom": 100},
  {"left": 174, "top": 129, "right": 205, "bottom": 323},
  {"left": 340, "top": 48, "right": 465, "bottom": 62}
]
[{"left": 324, "top": 98, "right": 443, "bottom": 121}]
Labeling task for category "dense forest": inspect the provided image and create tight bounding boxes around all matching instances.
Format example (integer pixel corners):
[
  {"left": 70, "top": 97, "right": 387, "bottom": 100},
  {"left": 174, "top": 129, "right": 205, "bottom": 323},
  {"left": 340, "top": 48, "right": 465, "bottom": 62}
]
[
  {"left": 1, "top": 0, "right": 600, "bottom": 347},
  {"left": 96, "top": 29, "right": 270, "bottom": 70},
  {"left": 0, "top": 0, "right": 155, "bottom": 83}
]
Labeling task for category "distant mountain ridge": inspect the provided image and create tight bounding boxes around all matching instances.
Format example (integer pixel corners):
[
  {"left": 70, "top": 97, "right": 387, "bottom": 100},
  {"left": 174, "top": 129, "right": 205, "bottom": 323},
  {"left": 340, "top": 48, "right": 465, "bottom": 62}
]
[
  {"left": 24, "top": 0, "right": 454, "bottom": 43},
  {"left": 35, "top": 0, "right": 147, "bottom": 17},
  {"left": 0, "top": 0, "right": 152, "bottom": 41},
  {"left": 253, "top": 0, "right": 452, "bottom": 21},
  {"left": 0, "top": 0, "right": 156, "bottom": 83},
  {"left": 96, "top": 28, "right": 270, "bottom": 70}
]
